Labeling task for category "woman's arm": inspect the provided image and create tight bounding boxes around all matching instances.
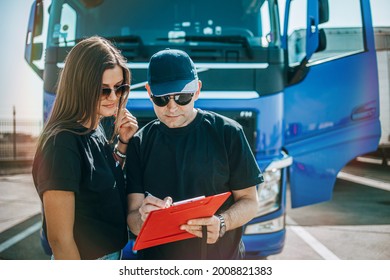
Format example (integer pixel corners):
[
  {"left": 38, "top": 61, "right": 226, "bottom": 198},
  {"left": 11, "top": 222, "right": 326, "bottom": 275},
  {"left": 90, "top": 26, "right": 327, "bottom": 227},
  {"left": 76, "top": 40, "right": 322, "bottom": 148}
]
[
  {"left": 114, "top": 109, "right": 138, "bottom": 167},
  {"left": 43, "top": 190, "right": 80, "bottom": 260}
]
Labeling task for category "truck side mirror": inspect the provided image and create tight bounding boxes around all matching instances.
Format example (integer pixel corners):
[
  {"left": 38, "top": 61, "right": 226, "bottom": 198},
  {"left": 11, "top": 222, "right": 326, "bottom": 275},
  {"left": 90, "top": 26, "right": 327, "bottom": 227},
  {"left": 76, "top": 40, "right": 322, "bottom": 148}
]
[
  {"left": 316, "top": 28, "right": 327, "bottom": 53},
  {"left": 31, "top": 42, "right": 44, "bottom": 61},
  {"left": 287, "top": 0, "right": 328, "bottom": 85},
  {"left": 25, "top": 0, "right": 44, "bottom": 78},
  {"left": 306, "top": 0, "right": 328, "bottom": 59},
  {"left": 319, "top": 0, "right": 329, "bottom": 24},
  {"left": 316, "top": 0, "right": 329, "bottom": 53}
]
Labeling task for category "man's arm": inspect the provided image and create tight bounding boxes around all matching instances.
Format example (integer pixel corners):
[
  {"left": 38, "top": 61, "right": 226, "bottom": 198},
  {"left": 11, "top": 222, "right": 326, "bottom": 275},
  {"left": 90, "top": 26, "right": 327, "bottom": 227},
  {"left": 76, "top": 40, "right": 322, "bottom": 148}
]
[
  {"left": 181, "top": 186, "right": 259, "bottom": 244},
  {"left": 127, "top": 193, "right": 145, "bottom": 235},
  {"left": 223, "top": 186, "right": 259, "bottom": 231}
]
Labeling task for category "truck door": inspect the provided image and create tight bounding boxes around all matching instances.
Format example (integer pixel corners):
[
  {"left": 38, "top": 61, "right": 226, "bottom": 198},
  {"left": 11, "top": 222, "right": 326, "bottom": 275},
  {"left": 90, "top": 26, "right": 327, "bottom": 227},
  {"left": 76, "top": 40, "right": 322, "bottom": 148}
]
[{"left": 282, "top": 0, "right": 381, "bottom": 207}]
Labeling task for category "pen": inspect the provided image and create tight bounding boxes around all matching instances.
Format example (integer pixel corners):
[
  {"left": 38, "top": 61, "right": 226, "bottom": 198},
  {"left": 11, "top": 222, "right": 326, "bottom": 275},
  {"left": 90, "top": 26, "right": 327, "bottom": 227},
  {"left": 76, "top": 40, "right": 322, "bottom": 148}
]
[
  {"left": 144, "top": 191, "right": 153, "bottom": 197},
  {"left": 144, "top": 191, "right": 172, "bottom": 208}
]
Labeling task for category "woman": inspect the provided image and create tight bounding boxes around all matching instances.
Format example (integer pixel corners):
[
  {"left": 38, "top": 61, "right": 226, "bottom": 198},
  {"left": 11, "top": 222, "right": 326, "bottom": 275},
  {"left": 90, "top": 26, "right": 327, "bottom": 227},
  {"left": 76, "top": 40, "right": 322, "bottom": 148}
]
[{"left": 32, "top": 36, "right": 138, "bottom": 260}]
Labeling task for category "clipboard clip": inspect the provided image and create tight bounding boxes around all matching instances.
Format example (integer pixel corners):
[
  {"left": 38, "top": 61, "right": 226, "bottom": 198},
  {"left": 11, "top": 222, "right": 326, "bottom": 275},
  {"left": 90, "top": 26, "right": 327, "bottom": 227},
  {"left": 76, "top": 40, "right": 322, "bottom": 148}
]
[{"left": 172, "top": 195, "right": 205, "bottom": 206}]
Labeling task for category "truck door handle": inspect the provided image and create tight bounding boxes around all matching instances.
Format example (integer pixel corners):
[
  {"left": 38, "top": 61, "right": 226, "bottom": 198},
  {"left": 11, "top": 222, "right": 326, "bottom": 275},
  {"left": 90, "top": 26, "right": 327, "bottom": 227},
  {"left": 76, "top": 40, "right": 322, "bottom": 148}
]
[{"left": 351, "top": 107, "right": 376, "bottom": 121}]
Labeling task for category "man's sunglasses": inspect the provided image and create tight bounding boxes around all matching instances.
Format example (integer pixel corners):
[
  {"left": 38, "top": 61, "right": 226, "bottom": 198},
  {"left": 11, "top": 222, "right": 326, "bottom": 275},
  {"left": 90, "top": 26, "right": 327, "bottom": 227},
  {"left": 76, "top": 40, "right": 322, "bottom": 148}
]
[
  {"left": 151, "top": 93, "right": 194, "bottom": 107},
  {"left": 101, "top": 84, "right": 130, "bottom": 98}
]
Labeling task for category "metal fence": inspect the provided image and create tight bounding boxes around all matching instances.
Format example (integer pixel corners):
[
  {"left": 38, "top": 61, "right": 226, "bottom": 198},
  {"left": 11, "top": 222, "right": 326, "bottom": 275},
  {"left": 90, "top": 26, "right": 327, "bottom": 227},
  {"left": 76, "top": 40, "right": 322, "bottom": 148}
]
[{"left": 0, "top": 119, "right": 43, "bottom": 160}]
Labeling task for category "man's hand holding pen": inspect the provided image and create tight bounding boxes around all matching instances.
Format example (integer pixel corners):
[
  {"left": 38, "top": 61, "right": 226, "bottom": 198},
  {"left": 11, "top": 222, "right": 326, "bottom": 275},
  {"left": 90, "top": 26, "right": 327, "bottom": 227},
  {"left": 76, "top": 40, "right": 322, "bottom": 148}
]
[{"left": 139, "top": 192, "right": 173, "bottom": 221}]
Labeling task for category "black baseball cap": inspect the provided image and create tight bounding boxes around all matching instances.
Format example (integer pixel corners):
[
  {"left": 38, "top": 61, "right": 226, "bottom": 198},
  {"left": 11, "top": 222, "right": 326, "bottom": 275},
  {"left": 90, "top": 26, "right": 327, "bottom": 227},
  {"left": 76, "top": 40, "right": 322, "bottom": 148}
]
[{"left": 147, "top": 49, "right": 198, "bottom": 96}]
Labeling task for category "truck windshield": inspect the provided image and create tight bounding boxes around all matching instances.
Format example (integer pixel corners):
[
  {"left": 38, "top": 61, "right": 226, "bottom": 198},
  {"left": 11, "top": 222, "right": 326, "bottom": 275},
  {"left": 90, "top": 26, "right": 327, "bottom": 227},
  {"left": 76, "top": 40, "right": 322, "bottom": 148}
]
[{"left": 47, "top": 0, "right": 278, "bottom": 54}]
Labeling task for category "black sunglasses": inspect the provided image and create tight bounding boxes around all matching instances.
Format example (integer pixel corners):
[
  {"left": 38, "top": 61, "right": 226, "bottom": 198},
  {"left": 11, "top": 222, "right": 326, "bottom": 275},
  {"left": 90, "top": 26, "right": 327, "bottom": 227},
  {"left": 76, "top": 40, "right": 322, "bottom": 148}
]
[
  {"left": 101, "top": 84, "right": 130, "bottom": 98},
  {"left": 151, "top": 93, "right": 194, "bottom": 107}
]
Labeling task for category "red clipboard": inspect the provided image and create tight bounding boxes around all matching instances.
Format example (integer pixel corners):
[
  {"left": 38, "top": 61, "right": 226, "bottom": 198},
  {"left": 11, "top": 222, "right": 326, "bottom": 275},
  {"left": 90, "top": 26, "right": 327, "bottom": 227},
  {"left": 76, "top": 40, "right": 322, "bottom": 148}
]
[{"left": 133, "top": 191, "right": 231, "bottom": 251}]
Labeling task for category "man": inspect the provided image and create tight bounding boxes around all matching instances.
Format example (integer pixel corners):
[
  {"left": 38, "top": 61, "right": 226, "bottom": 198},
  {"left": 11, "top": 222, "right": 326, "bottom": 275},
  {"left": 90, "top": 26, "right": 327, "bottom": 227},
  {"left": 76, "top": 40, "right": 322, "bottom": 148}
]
[{"left": 126, "top": 49, "right": 263, "bottom": 259}]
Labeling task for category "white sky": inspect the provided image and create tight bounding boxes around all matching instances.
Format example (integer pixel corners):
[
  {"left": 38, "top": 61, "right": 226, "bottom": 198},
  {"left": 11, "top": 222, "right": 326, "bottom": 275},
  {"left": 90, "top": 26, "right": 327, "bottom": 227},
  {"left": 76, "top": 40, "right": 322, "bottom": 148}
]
[{"left": 0, "top": 0, "right": 389, "bottom": 121}]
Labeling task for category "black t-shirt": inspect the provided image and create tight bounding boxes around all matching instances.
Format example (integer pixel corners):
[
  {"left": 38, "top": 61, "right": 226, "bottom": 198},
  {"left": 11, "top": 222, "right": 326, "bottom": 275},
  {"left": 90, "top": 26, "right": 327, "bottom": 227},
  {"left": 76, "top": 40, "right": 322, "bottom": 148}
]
[
  {"left": 32, "top": 124, "right": 128, "bottom": 260},
  {"left": 126, "top": 109, "right": 264, "bottom": 259}
]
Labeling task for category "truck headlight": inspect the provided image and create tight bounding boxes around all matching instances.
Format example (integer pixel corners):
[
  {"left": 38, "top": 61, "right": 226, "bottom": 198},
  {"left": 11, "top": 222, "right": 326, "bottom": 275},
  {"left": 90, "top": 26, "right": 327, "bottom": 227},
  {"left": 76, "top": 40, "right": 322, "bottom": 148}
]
[
  {"left": 256, "top": 169, "right": 282, "bottom": 216},
  {"left": 244, "top": 215, "right": 285, "bottom": 234}
]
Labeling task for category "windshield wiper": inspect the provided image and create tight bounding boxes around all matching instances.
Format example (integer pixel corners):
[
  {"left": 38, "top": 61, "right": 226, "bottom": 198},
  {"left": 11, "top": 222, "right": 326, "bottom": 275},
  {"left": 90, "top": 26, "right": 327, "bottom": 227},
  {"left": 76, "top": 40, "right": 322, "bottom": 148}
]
[
  {"left": 104, "top": 35, "right": 143, "bottom": 45},
  {"left": 53, "top": 35, "right": 143, "bottom": 47},
  {"left": 106, "top": 35, "right": 144, "bottom": 59},
  {"left": 157, "top": 35, "right": 253, "bottom": 58}
]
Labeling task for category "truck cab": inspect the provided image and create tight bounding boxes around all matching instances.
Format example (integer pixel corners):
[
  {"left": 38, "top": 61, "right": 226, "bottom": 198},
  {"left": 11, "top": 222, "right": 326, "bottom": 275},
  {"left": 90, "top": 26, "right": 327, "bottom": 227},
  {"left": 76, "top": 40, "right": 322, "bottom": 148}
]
[{"left": 25, "top": 0, "right": 380, "bottom": 258}]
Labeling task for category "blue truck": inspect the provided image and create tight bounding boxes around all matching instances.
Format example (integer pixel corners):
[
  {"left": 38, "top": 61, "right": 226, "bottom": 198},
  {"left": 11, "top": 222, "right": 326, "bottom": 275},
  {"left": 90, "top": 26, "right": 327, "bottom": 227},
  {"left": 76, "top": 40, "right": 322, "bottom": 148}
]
[{"left": 25, "top": 0, "right": 381, "bottom": 258}]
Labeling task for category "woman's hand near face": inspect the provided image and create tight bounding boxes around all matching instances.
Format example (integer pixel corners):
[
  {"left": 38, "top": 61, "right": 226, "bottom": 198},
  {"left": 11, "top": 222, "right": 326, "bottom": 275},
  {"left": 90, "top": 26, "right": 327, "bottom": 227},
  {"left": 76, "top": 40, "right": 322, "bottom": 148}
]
[{"left": 117, "top": 109, "right": 138, "bottom": 143}]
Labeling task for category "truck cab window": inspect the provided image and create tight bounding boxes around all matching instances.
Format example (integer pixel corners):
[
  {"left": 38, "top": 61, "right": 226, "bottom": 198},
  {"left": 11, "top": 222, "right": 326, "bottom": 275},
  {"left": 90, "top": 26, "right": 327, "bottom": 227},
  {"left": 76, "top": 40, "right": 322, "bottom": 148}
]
[
  {"left": 51, "top": 3, "right": 76, "bottom": 47},
  {"left": 46, "top": 0, "right": 276, "bottom": 54},
  {"left": 287, "top": 0, "right": 364, "bottom": 66},
  {"left": 311, "top": 0, "right": 364, "bottom": 62}
]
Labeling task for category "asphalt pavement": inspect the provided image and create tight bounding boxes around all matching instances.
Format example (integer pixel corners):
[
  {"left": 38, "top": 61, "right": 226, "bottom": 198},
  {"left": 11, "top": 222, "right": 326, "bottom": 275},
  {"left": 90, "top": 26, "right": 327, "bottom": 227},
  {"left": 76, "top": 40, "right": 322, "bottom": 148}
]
[{"left": 0, "top": 171, "right": 40, "bottom": 234}]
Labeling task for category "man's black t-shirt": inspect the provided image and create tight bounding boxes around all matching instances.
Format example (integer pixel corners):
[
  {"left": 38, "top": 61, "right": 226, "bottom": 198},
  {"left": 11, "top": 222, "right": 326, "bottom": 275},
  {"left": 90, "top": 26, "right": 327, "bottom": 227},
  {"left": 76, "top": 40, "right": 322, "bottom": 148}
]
[
  {"left": 126, "top": 109, "right": 264, "bottom": 259},
  {"left": 32, "top": 124, "right": 128, "bottom": 260}
]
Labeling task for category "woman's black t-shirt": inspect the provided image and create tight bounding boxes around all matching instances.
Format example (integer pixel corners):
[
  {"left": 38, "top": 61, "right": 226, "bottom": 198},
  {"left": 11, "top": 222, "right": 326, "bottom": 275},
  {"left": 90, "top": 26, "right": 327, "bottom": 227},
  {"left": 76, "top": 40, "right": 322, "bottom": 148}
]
[
  {"left": 126, "top": 109, "right": 264, "bottom": 259},
  {"left": 32, "top": 124, "right": 128, "bottom": 259}
]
